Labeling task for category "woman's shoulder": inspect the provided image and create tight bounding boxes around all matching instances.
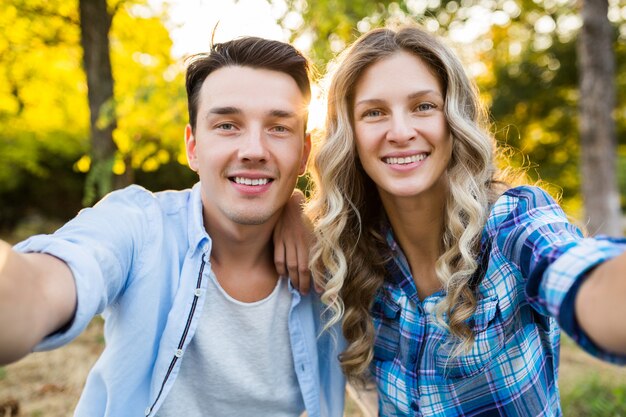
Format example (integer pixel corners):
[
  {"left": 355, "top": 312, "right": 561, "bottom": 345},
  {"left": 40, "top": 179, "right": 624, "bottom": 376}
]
[
  {"left": 492, "top": 185, "right": 560, "bottom": 216},
  {"left": 502, "top": 185, "right": 559, "bottom": 206},
  {"left": 483, "top": 185, "right": 566, "bottom": 237}
]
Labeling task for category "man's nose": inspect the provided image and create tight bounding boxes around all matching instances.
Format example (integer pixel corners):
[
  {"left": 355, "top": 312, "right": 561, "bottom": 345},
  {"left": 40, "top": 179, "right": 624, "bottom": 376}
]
[{"left": 238, "top": 128, "right": 269, "bottom": 162}]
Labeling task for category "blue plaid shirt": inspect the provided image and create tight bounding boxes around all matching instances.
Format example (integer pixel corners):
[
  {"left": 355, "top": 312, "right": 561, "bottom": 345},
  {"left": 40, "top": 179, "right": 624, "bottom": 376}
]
[{"left": 371, "top": 186, "right": 626, "bottom": 416}]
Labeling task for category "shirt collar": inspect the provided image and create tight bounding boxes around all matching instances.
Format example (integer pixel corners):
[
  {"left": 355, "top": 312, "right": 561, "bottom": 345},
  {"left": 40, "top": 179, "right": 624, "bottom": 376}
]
[
  {"left": 188, "top": 182, "right": 211, "bottom": 254},
  {"left": 383, "top": 225, "right": 420, "bottom": 301},
  {"left": 384, "top": 218, "right": 491, "bottom": 300}
]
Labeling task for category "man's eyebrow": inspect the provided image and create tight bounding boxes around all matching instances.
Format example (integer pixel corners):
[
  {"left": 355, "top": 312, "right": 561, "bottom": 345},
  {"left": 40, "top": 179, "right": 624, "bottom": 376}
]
[
  {"left": 208, "top": 106, "right": 242, "bottom": 115},
  {"left": 269, "top": 109, "right": 297, "bottom": 118},
  {"left": 205, "top": 108, "right": 298, "bottom": 118}
]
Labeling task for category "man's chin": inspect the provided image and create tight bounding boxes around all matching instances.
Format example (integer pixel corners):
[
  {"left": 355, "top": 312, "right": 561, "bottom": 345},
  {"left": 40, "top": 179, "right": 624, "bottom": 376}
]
[{"left": 226, "top": 210, "right": 276, "bottom": 226}]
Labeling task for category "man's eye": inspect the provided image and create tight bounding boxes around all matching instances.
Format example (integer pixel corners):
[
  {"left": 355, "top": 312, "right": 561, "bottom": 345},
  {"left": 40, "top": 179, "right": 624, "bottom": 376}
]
[
  {"left": 271, "top": 125, "right": 290, "bottom": 133},
  {"left": 217, "top": 123, "right": 235, "bottom": 130}
]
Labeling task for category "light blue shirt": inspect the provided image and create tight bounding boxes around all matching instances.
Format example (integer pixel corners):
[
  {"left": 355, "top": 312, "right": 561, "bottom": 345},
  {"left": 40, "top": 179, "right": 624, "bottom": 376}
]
[{"left": 15, "top": 183, "right": 346, "bottom": 417}]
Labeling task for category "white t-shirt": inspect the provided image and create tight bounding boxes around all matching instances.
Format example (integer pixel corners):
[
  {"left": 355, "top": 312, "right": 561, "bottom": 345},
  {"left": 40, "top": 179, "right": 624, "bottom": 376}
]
[{"left": 155, "top": 273, "right": 304, "bottom": 417}]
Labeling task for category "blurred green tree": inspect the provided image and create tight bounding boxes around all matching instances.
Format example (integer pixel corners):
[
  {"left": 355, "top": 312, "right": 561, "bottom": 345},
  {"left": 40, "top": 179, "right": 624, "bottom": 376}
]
[
  {"left": 578, "top": 0, "right": 621, "bottom": 236},
  {"left": 276, "top": 0, "right": 626, "bottom": 229},
  {"left": 0, "top": 0, "right": 189, "bottom": 230},
  {"left": 79, "top": 0, "right": 119, "bottom": 204}
]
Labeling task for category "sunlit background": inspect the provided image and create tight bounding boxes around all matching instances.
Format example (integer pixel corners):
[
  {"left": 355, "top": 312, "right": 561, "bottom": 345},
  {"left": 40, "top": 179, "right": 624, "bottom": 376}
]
[
  {"left": 154, "top": 0, "right": 289, "bottom": 56},
  {"left": 1, "top": 0, "right": 626, "bottom": 415},
  {"left": 0, "top": 0, "right": 625, "bottom": 229},
  {"left": 149, "top": 0, "right": 328, "bottom": 130}
]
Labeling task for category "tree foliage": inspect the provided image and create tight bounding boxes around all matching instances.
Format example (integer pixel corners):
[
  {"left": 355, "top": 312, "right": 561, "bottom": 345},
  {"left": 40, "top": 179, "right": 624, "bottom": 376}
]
[
  {"left": 276, "top": 0, "right": 626, "bottom": 219},
  {"left": 0, "top": 0, "right": 189, "bottom": 229},
  {"left": 2, "top": 0, "right": 624, "bottom": 232}
]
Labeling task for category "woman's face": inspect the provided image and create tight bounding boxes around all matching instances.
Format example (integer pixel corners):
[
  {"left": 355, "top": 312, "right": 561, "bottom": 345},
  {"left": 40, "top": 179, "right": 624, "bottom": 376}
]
[{"left": 352, "top": 51, "right": 452, "bottom": 204}]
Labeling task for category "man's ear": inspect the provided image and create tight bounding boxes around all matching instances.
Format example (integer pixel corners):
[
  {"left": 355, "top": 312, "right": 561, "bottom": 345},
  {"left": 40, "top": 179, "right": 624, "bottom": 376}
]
[
  {"left": 185, "top": 124, "right": 199, "bottom": 172},
  {"left": 298, "top": 133, "right": 312, "bottom": 175}
]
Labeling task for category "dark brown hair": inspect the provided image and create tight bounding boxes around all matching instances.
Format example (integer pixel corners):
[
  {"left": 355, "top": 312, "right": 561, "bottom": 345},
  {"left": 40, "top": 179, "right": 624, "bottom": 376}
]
[{"left": 185, "top": 37, "right": 312, "bottom": 132}]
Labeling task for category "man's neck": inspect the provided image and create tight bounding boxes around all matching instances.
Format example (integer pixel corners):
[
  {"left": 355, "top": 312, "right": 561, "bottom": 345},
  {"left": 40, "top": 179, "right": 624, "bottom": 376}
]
[{"left": 203, "top": 212, "right": 280, "bottom": 303}]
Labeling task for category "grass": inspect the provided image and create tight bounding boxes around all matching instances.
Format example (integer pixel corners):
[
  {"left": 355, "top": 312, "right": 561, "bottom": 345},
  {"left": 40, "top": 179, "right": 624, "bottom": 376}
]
[
  {"left": 562, "top": 377, "right": 626, "bottom": 417},
  {"left": 2, "top": 223, "right": 625, "bottom": 416},
  {"left": 1, "top": 322, "right": 625, "bottom": 416},
  {"left": 559, "top": 335, "right": 626, "bottom": 417}
]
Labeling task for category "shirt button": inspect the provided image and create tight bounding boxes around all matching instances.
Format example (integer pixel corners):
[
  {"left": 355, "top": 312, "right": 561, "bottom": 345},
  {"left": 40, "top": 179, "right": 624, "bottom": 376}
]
[
  {"left": 410, "top": 353, "right": 418, "bottom": 363},
  {"left": 194, "top": 288, "right": 203, "bottom": 297},
  {"left": 175, "top": 349, "right": 183, "bottom": 358},
  {"left": 144, "top": 406, "right": 151, "bottom": 415}
]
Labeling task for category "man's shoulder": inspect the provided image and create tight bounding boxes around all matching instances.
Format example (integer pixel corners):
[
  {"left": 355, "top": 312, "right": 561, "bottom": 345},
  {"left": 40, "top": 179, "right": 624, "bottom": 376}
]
[
  {"left": 96, "top": 184, "right": 155, "bottom": 207},
  {"left": 153, "top": 187, "right": 196, "bottom": 215},
  {"left": 97, "top": 184, "right": 194, "bottom": 214}
]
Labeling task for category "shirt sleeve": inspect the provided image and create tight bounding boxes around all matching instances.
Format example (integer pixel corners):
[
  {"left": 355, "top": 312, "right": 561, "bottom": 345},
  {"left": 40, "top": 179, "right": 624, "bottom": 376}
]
[
  {"left": 13, "top": 185, "right": 154, "bottom": 351},
  {"left": 493, "top": 186, "right": 626, "bottom": 363}
]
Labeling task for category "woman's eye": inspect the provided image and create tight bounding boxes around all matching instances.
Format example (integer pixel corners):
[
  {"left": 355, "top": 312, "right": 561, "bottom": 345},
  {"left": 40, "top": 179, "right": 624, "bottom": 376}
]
[
  {"left": 416, "top": 103, "right": 436, "bottom": 112},
  {"left": 364, "top": 109, "right": 383, "bottom": 118}
]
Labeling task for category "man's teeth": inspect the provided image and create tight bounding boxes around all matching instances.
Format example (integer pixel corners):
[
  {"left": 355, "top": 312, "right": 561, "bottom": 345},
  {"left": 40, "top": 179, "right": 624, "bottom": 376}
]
[
  {"left": 234, "top": 177, "right": 270, "bottom": 186},
  {"left": 383, "top": 154, "right": 427, "bottom": 165}
]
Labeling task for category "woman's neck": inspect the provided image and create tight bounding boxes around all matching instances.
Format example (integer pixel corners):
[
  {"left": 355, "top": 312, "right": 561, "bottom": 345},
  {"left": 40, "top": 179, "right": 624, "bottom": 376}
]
[{"left": 380, "top": 186, "right": 448, "bottom": 299}]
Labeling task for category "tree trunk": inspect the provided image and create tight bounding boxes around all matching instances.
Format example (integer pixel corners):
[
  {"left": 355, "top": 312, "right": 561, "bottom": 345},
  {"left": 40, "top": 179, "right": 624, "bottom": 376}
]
[
  {"left": 577, "top": 0, "right": 623, "bottom": 236},
  {"left": 79, "top": 0, "right": 126, "bottom": 204}
]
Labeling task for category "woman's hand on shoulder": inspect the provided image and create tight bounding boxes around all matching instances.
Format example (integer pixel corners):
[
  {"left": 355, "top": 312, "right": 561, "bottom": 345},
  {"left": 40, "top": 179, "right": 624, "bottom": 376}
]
[{"left": 273, "top": 189, "right": 316, "bottom": 294}]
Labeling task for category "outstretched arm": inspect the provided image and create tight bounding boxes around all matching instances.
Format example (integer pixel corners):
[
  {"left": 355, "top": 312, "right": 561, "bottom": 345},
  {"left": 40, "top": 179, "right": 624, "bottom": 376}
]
[
  {"left": 490, "top": 187, "right": 626, "bottom": 362},
  {"left": 273, "top": 189, "right": 317, "bottom": 294},
  {"left": 0, "top": 240, "right": 76, "bottom": 364},
  {"left": 575, "top": 251, "right": 626, "bottom": 355}
]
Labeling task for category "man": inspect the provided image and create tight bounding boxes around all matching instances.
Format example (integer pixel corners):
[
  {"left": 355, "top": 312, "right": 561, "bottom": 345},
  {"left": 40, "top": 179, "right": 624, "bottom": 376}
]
[{"left": 0, "top": 37, "right": 345, "bottom": 416}]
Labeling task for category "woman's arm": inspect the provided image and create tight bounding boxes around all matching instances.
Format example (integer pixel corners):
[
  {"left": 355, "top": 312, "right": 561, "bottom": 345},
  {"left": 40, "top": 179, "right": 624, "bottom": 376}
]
[
  {"left": 489, "top": 186, "right": 626, "bottom": 362},
  {"left": 575, "top": 251, "right": 626, "bottom": 354},
  {"left": 273, "top": 189, "right": 316, "bottom": 294}
]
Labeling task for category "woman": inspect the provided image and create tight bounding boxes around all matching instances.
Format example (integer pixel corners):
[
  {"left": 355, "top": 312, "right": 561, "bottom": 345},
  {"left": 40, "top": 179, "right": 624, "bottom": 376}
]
[{"left": 308, "top": 26, "right": 626, "bottom": 416}]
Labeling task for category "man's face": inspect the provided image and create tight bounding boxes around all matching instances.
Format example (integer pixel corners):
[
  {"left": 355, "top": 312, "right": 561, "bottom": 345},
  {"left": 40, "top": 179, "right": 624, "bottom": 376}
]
[{"left": 186, "top": 65, "right": 311, "bottom": 228}]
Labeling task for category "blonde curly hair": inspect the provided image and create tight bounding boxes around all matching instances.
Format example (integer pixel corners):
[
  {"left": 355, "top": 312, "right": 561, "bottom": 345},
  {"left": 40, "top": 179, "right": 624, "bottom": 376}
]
[{"left": 307, "top": 26, "right": 508, "bottom": 383}]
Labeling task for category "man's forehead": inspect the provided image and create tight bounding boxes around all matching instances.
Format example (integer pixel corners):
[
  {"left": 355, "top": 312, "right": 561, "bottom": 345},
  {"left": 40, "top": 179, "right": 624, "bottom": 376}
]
[
  {"left": 198, "top": 68, "right": 309, "bottom": 118},
  {"left": 201, "top": 66, "right": 304, "bottom": 96}
]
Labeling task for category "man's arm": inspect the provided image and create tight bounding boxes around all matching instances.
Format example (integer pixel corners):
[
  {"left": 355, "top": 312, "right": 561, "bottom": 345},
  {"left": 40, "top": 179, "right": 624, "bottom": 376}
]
[
  {"left": 575, "top": 251, "right": 626, "bottom": 355},
  {"left": 0, "top": 240, "right": 76, "bottom": 364}
]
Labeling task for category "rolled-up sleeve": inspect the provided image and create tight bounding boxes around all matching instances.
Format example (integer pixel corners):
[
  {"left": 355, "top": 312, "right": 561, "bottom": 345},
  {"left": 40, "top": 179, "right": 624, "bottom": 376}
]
[
  {"left": 551, "top": 237, "right": 626, "bottom": 363},
  {"left": 494, "top": 186, "right": 626, "bottom": 364},
  {"left": 13, "top": 185, "right": 152, "bottom": 350}
]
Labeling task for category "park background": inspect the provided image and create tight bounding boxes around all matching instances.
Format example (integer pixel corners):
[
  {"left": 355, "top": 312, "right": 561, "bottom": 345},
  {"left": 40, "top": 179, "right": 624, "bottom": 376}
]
[{"left": 0, "top": 0, "right": 625, "bottom": 415}]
